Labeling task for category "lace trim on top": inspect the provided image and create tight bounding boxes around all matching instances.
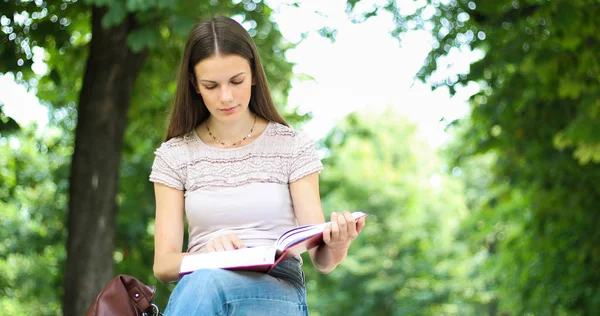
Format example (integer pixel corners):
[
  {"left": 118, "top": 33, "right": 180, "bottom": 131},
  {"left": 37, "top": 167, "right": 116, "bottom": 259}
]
[{"left": 149, "top": 122, "right": 323, "bottom": 192}]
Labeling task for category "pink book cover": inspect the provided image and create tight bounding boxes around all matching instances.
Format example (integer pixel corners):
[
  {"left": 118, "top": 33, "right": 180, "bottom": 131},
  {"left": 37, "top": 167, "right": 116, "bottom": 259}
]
[{"left": 178, "top": 212, "right": 368, "bottom": 278}]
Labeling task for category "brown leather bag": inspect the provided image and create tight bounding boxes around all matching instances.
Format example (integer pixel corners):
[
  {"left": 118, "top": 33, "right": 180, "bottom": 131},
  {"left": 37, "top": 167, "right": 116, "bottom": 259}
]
[{"left": 85, "top": 274, "right": 162, "bottom": 316}]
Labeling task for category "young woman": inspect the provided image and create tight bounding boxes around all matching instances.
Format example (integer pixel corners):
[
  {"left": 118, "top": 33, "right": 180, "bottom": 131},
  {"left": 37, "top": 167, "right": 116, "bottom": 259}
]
[{"left": 149, "top": 16, "right": 366, "bottom": 315}]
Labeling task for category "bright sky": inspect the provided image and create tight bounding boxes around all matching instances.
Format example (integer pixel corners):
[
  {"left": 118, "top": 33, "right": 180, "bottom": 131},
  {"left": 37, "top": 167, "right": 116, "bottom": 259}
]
[{"left": 0, "top": 0, "right": 480, "bottom": 147}]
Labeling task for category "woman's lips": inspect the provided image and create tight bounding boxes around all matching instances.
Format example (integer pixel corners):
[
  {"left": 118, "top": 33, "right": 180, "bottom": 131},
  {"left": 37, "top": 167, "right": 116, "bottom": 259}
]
[{"left": 219, "top": 105, "right": 238, "bottom": 114}]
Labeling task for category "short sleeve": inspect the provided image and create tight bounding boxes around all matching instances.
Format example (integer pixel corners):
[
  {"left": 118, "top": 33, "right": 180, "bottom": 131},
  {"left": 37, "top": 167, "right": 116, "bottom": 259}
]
[
  {"left": 149, "top": 144, "right": 186, "bottom": 190},
  {"left": 289, "top": 131, "right": 324, "bottom": 183}
]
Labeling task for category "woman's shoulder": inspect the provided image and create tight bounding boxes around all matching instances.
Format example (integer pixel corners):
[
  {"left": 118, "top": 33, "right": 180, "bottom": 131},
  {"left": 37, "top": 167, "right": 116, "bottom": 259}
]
[
  {"left": 262, "top": 122, "right": 318, "bottom": 152},
  {"left": 265, "top": 121, "right": 316, "bottom": 141},
  {"left": 265, "top": 121, "right": 297, "bottom": 136},
  {"left": 162, "top": 131, "right": 197, "bottom": 147},
  {"left": 154, "top": 131, "right": 197, "bottom": 162}
]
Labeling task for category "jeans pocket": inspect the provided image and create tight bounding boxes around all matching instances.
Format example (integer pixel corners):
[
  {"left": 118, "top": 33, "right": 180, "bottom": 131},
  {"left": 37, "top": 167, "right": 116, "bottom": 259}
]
[{"left": 269, "top": 259, "right": 306, "bottom": 301}]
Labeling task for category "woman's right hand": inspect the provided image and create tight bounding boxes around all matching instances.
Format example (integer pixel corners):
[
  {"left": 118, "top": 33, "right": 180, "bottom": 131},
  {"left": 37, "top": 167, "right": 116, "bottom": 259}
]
[{"left": 201, "top": 234, "right": 246, "bottom": 253}]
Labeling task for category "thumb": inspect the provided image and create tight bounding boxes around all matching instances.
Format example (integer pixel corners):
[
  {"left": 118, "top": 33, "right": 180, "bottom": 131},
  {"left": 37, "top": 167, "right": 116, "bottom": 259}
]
[{"left": 356, "top": 217, "right": 366, "bottom": 234}]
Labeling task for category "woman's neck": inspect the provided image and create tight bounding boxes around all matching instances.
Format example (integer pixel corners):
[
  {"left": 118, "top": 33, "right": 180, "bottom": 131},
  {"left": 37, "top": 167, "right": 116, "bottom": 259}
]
[{"left": 205, "top": 112, "right": 256, "bottom": 144}]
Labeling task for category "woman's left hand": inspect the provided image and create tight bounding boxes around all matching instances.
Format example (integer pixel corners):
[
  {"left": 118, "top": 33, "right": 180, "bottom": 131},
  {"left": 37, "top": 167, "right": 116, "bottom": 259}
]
[{"left": 323, "top": 211, "right": 366, "bottom": 249}]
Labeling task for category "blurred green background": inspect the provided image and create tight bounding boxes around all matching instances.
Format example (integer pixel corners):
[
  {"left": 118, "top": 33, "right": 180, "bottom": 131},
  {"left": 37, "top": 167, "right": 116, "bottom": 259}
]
[{"left": 1, "top": 0, "right": 599, "bottom": 315}]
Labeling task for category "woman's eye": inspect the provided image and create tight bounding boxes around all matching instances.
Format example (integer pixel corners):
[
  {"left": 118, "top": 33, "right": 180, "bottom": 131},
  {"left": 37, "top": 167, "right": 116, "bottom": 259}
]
[
  {"left": 204, "top": 85, "right": 217, "bottom": 90},
  {"left": 232, "top": 80, "right": 244, "bottom": 85}
]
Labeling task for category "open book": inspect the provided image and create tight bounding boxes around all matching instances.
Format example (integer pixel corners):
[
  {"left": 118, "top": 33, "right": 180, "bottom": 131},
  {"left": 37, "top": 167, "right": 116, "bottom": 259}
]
[{"left": 179, "top": 211, "right": 368, "bottom": 277}]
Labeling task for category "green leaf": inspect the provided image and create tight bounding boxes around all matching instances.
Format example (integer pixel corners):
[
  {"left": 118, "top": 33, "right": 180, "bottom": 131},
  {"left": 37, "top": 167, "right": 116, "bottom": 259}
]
[
  {"left": 126, "top": 26, "right": 161, "bottom": 53},
  {"left": 0, "top": 105, "right": 20, "bottom": 134},
  {"left": 82, "top": 0, "right": 116, "bottom": 6},
  {"left": 169, "top": 14, "right": 197, "bottom": 38},
  {"left": 126, "top": 0, "right": 151, "bottom": 12},
  {"left": 101, "top": 2, "right": 126, "bottom": 28}
]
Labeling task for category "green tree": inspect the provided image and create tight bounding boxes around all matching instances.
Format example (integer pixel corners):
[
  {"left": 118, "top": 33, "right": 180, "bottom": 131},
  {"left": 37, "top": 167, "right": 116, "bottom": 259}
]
[
  {"left": 348, "top": 0, "right": 600, "bottom": 313},
  {"left": 1, "top": 1, "right": 301, "bottom": 314},
  {"left": 0, "top": 124, "right": 71, "bottom": 315},
  {"left": 303, "top": 110, "right": 471, "bottom": 315},
  {"left": 0, "top": 103, "right": 20, "bottom": 134}
]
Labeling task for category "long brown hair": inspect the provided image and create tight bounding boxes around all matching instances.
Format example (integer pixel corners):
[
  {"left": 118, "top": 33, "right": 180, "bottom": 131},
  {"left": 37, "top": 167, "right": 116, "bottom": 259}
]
[{"left": 165, "top": 16, "right": 288, "bottom": 141}]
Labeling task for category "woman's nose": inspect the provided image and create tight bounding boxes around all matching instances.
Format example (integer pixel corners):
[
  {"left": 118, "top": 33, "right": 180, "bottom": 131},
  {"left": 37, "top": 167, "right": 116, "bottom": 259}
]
[{"left": 221, "top": 86, "right": 234, "bottom": 103}]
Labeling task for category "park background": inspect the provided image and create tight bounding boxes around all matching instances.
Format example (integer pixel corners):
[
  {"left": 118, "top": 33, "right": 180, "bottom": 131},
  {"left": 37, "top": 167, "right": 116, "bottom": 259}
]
[{"left": 1, "top": 0, "right": 599, "bottom": 315}]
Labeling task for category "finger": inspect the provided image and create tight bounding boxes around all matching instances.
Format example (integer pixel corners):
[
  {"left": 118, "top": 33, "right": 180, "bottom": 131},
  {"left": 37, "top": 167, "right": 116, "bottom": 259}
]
[
  {"left": 330, "top": 212, "right": 340, "bottom": 241},
  {"left": 222, "top": 237, "right": 236, "bottom": 251},
  {"left": 205, "top": 242, "right": 216, "bottom": 253},
  {"left": 323, "top": 222, "right": 332, "bottom": 244},
  {"left": 213, "top": 236, "right": 226, "bottom": 252},
  {"left": 342, "top": 211, "right": 358, "bottom": 238},
  {"left": 230, "top": 235, "right": 246, "bottom": 249},
  {"left": 356, "top": 217, "right": 366, "bottom": 234},
  {"left": 214, "top": 243, "right": 226, "bottom": 252},
  {"left": 337, "top": 212, "right": 348, "bottom": 241}
]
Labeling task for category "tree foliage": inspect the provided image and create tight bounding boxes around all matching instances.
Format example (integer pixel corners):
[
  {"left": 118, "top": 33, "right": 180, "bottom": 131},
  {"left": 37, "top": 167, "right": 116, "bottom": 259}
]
[
  {"left": 1, "top": 0, "right": 300, "bottom": 115},
  {"left": 0, "top": 125, "right": 71, "bottom": 315},
  {"left": 303, "top": 111, "right": 472, "bottom": 315},
  {"left": 1, "top": 0, "right": 303, "bottom": 314},
  {"left": 348, "top": 0, "right": 600, "bottom": 313},
  {"left": 3, "top": 0, "right": 600, "bottom": 314}
]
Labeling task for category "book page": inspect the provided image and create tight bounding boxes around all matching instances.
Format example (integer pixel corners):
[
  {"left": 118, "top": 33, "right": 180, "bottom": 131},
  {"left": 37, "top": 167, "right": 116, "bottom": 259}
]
[
  {"left": 276, "top": 224, "right": 327, "bottom": 250},
  {"left": 180, "top": 246, "right": 277, "bottom": 273},
  {"left": 276, "top": 211, "right": 367, "bottom": 251}
]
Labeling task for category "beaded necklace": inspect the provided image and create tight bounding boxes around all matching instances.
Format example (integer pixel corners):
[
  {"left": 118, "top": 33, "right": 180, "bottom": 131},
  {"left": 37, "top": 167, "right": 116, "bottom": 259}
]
[{"left": 206, "top": 115, "right": 257, "bottom": 148}]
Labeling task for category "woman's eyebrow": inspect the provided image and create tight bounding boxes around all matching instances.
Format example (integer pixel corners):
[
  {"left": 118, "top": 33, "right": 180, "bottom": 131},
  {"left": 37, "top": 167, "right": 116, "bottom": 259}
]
[{"left": 199, "top": 72, "right": 246, "bottom": 83}]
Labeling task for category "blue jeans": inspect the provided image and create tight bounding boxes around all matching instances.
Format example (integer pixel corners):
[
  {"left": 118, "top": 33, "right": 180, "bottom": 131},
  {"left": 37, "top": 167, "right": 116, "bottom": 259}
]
[{"left": 164, "top": 258, "right": 308, "bottom": 315}]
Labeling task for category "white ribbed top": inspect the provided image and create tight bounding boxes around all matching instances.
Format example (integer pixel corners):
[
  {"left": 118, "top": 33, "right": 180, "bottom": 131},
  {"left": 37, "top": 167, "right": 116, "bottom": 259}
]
[{"left": 149, "top": 121, "right": 323, "bottom": 252}]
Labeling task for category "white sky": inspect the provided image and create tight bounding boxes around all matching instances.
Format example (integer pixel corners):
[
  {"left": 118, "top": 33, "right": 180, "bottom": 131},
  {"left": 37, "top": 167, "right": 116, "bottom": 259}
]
[{"left": 0, "top": 0, "right": 480, "bottom": 147}]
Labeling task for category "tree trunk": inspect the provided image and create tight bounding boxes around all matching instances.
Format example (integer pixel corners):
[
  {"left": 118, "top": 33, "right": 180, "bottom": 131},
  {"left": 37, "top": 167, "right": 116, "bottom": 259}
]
[{"left": 63, "top": 6, "right": 147, "bottom": 316}]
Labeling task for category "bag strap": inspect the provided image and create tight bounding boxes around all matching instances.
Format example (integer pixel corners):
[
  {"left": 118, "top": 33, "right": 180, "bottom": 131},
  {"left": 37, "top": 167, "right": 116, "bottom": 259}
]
[
  {"left": 120, "top": 275, "right": 162, "bottom": 316},
  {"left": 127, "top": 285, "right": 153, "bottom": 312}
]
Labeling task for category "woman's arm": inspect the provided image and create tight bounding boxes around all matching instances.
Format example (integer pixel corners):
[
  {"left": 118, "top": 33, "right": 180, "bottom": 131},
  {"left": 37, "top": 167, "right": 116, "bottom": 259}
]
[
  {"left": 153, "top": 183, "right": 247, "bottom": 283},
  {"left": 153, "top": 183, "right": 187, "bottom": 283},
  {"left": 290, "top": 173, "right": 366, "bottom": 274}
]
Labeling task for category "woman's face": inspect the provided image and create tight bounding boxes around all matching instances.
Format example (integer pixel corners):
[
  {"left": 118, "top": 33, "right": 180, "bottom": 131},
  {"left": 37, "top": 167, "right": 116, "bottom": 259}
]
[{"left": 192, "top": 54, "right": 253, "bottom": 123}]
